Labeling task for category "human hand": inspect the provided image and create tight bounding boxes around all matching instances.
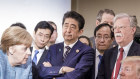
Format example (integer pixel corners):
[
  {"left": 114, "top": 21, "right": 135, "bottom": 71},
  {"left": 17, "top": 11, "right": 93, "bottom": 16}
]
[
  {"left": 62, "top": 66, "right": 75, "bottom": 73},
  {"left": 43, "top": 62, "right": 52, "bottom": 67}
]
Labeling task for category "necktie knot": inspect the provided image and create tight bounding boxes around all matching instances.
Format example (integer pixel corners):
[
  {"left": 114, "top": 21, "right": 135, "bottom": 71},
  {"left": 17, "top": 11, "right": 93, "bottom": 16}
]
[
  {"left": 35, "top": 50, "right": 39, "bottom": 55},
  {"left": 63, "top": 46, "right": 71, "bottom": 60},
  {"left": 99, "top": 55, "right": 102, "bottom": 60},
  {"left": 120, "top": 48, "right": 124, "bottom": 53},
  {"left": 65, "top": 46, "right": 71, "bottom": 51}
]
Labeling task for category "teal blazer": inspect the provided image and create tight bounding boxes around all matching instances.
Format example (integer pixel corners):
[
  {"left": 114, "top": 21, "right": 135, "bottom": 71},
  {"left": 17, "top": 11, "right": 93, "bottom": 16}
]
[{"left": 0, "top": 50, "right": 32, "bottom": 79}]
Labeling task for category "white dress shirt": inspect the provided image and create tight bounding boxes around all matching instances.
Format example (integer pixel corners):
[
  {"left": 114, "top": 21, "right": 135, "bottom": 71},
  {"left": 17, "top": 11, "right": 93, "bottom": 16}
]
[
  {"left": 113, "top": 40, "right": 133, "bottom": 79},
  {"left": 63, "top": 40, "right": 78, "bottom": 56},
  {"left": 31, "top": 46, "right": 45, "bottom": 65}
]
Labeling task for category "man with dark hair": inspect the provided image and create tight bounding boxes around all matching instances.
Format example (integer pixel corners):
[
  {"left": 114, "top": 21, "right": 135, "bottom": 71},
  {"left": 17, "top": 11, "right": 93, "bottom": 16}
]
[
  {"left": 39, "top": 11, "right": 95, "bottom": 79},
  {"left": 10, "top": 22, "right": 26, "bottom": 29},
  {"left": 94, "top": 23, "right": 114, "bottom": 78},
  {"left": 31, "top": 21, "right": 54, "bottom": 79},
  {"left": 90, "top": 9, "right": 116, "bottom": 49}
]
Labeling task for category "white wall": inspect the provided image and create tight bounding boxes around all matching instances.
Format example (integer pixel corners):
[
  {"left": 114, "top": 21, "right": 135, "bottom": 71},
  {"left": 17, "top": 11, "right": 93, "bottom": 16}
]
[{"left": 0, "top": 0, "right": 71, "bottom": 42}]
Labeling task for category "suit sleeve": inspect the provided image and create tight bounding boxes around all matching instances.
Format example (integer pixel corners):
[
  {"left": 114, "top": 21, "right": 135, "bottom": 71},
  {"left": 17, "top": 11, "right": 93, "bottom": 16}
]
[
  {"left": 39, "top": 46, "right": 63, "bottom": 78},
  {"left": 56, "top": 48, "right": 95, "bottom": 79}
]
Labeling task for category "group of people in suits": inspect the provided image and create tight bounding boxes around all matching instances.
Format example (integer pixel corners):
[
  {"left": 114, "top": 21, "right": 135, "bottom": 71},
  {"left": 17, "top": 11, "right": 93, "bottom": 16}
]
[
  {"left": 32, "top": 11, "right": 95, "bottom": 79},
  {"left": 31, "top": 9, "right": 140, "bottom": 79},
  {"left": 0, "top": 8, "right": 139, "bottom": 79},
  {"left": 96, "top": 12, "right": 140, "bottom": 79}
]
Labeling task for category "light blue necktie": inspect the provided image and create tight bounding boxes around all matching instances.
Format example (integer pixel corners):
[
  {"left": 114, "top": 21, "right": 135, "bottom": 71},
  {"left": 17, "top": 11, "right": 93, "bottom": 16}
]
[{"left": 33, "top": 50, "right": 39, "bottom": 65}]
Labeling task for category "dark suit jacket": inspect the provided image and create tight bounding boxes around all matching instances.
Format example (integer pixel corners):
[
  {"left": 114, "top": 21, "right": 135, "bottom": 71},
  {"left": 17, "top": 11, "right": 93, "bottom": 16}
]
[
  {"left": 30, "top": 47, "right": 48, "bottom": 79},
  {"left": 97, "top": 41, "right": 140, "bottom": 79},
  {"left": 39, "top": 40, "right": 95, "bottom": 79}
]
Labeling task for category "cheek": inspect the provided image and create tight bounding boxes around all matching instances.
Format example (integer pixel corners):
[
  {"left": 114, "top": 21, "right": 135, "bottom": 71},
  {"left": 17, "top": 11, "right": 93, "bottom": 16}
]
[
  {"left": 62, "top": 30, "right": 66, "bottom": 36},
  {"left": 107, "top": 40, "right": 112, "bottom": 45},
  {"left": 95, "top": 41, "right": 99, "bottom": 46}
]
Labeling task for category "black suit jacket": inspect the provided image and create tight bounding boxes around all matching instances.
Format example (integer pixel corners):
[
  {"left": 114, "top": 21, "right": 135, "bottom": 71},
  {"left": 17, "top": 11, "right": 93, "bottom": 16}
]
[
  {"left": 97, "top": 41, "right": 140, "bottom": 79},
  {"left": 30, "top": 47, "right": 48, "bottom": 79}
]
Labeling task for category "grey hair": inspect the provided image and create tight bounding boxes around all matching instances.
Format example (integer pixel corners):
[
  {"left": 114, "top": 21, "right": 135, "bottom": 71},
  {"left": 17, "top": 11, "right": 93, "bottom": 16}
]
[
  {"left": 113, "top": 13, "right": 137, "bottom": 27},
  {"left": 96, "top": 9, "right": 115, "bottom": 22}
]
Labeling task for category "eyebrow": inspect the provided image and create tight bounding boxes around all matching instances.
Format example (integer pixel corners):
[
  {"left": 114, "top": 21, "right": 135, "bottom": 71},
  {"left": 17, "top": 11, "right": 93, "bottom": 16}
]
[{"left": 39, "top": 32, "right": 50, "bottom": 36}]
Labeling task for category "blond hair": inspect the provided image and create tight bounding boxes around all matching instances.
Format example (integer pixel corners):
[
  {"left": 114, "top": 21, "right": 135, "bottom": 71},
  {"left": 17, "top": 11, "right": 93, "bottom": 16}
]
[
  {"left": 122, "top": 56, "right": 140, "bottom": 76},
  {"left": 1, "top": 27, "right": 33, "bottom": 53}
]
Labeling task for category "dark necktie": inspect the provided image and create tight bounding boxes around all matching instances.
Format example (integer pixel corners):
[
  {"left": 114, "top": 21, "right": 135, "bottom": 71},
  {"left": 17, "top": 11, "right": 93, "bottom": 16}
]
[
  {"left": 33, "top": 50, "right": 39, "bottom": 65},
  {"left": 63, "top": 46, "right": 71, "bottom": 60},
  {"left": 98, "top": 55, "right": 102, "bottom": 70},
  {"left": 111, "top": 48, "right": 124, "bottom": 79}
]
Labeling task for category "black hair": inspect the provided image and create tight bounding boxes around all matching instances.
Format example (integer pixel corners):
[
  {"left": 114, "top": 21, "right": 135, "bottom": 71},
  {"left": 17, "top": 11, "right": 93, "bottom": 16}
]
[
  {"left": 94, "top": 23, "right": 114, "bottom": 39},
  {"left": 34, "top": 21, "right": 54, "bottom": 36},
  {"left": 62, "top": 11, "right": 85, "bottom": 30}
]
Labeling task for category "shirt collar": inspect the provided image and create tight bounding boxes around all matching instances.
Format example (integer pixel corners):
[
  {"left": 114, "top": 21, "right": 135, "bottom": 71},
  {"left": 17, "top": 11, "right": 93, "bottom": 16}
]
[
  {"left": 33, "top": 46, "right": 45, "bottom": 53},
  {"left": 96, "top": 49, "right": 102, "bottom": 57},
  {"left": 64, "top": 40, "right": 78, "bottom": 48},
  {"left": 118, "top": 40, "right": 133, "bottom": 54}
]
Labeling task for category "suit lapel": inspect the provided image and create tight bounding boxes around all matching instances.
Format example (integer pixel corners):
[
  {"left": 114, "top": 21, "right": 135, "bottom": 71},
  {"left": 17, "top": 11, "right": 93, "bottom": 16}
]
[
  {"left": 127, "top": 41, "right": 137, "bottom": 56},
  {"left": 110, "top": 46, "right": 118, "bottom": 73},
  {"left": 56, "top": 42, "right": 64, "bottom": 63},
  {"left": 64, "top": 41, "right": 82, "bottom": 64},
  {"left": 37, "top": 49, "right": 48, "bottom": 68}
]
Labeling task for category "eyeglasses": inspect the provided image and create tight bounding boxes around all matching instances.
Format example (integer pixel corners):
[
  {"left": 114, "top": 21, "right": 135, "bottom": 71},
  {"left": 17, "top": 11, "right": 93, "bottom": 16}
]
[{"left": 96, "top": 35, "right": 111, "bottom": 40}]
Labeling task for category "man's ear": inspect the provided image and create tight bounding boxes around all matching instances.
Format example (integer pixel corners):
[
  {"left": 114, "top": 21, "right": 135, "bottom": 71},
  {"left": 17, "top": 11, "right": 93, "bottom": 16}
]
[
  {"left": 79, "top": 29, "right": 83, "bottom": 36},
  {"left": 96, "top": 20, "right": 100, "bottom": 26},
  {"left": 132, "top": 27, "right": 136, "bottom": 35},
  {"left": 9, "top": 46, "right": 14, "bottom": 55}
]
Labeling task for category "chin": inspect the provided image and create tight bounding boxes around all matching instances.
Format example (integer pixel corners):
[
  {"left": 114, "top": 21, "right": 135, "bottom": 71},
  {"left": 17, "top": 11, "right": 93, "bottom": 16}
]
[
  {"left": 21, "top": 61, "right": 27, "bottom": 64},
  {"left": 21, "top": 60, "right": 27, "bottom": 64}
]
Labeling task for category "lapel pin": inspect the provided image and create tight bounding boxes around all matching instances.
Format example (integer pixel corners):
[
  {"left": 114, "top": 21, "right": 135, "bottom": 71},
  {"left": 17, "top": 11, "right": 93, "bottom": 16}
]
[
  {"left": 59, "top": 49, "right": 61, "bottom": 52},
  {"left": 76, "top": 49, "right": 79, "bottom": 53}
]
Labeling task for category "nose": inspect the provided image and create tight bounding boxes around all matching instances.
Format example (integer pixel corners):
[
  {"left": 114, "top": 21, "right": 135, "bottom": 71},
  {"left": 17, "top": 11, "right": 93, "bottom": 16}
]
[
  {"left": 40, "top": 35, "right": 45, "bottom": 42},
  {"left": 100, "top": 37, "right": 105, "bottom": 42},
  {"left": 67, "top": 27, "right": 71, "bottom": 33}
]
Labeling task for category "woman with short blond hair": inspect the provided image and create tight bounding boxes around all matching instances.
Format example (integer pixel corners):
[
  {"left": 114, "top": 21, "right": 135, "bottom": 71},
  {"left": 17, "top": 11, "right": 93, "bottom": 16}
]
[{"left": 0, "top": 27, "right": 33, "bottom": 79}]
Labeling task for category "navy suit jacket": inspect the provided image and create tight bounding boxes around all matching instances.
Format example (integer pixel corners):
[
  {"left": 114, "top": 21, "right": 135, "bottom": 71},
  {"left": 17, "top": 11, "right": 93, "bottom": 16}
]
[
  {"left": 30, "top": 47, "right": 48, "bottom": 79},
  {"left": 39, "top": 40, "right": 95, "bottom": 79},
  {"left": 97, "top": 41, "right": 140, "bottom": 79}
]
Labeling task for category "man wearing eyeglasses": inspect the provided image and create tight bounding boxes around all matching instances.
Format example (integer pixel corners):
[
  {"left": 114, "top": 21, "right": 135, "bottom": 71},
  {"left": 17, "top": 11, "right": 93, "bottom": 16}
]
[
  {"left": 94, "top": 23, "right": 114, "bottom": 79},
  {"left": 97, "top": 13, "right": 140, "bottom": 79}
]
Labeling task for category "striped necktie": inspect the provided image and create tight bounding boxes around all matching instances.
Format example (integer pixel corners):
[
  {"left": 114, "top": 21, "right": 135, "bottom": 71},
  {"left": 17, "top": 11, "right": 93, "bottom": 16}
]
[{"left": 33, "top": 50, "right": 39, "bottom": 65}]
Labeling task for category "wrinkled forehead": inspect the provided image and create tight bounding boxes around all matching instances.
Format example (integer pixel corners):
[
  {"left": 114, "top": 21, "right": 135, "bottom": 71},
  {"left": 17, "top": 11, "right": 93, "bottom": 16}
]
[{"left": 114, "top": 17, "right": 130, "bottom": 27}]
